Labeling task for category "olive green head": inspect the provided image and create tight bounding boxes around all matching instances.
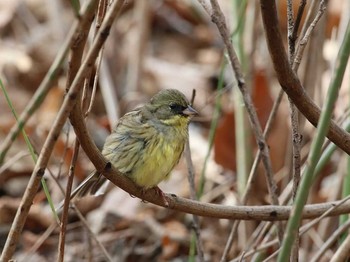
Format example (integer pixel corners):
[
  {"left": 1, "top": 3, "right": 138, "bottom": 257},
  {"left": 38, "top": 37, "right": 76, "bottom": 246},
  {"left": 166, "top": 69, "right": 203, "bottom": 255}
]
[{"left": 145, "top": 89, "right": 197, "bottom": 125}]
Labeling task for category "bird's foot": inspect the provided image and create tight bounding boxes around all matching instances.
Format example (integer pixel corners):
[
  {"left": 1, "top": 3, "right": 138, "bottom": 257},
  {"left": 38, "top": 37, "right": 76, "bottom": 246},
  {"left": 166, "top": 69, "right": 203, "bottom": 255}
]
[
  {"left": 152, "top": 186, "right": 169, "bottom": 207},
  {"left": 136, "top": 189, "right": 146, "bottom": 203},
  {"left": 139, "top": 187, "right": 169, "bottom": 206}
]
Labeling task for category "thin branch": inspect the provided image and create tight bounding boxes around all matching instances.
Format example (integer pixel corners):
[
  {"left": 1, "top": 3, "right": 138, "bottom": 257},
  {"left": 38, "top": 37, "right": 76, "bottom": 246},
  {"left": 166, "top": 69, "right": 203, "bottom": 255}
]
[
  {"left": 0, "top": 1, "right": 126, "bottom": 260},
  {"left": 220, "top": 221, "right": 239, "bottom": 262},
  {"left": 57, "top": 140, "right": 80, "bottom": 262},
  {"left": 24, "top": 223, "right": 57, "bottom": 260},
  {"left": 0, "top": 0, "right": 96, "bottom": 164},
  {"left": 200, "top": 0, "right": 284, "bottom": 256},
  {"left": 232, "top": 195, "right": 350, "bottom": 261},
  {"left": 223, "top": 0, "right": 320, "bottom": 254},
  {"left": 287, "top": 0, "right": 295, "bottom": 57},
  {"left": 286, "top": 1, "right": 305, "bottom": 260},
  {"left": 288, "top": 98, "right": 302, "bottom": 262},
  {"left": 298, "top": 0, "right": 320, "bottom": 58},
  {"left": 125, "top": 0, "right": 149, "bottom": 92},
  {"left": 185, "top": 90, "right": 204, "bottom": 260},
  {"left": 292, "top": 0, "right": 307, "bottom": 45},
  {"left": 73, "top": 206, "right": 113, "bottom": 262},
  {"left": 260, "top": 0, "right": 350, "bottom": 154},
  {"left": 220, "top": 88, "right": 285, "bottom": 261},
  {"left": 58, "top": 2, "right": 109, "bottom": 259},
  {"left": 207, "top": 0, "right": 280, "bottom": 201},
  {"left": 205, "top": 0, "right": 282, "bottom": 240},
  {"left": 293, "top": 1, "right": 327, "bottom": 72},
  {"left": 197, "top": 0, "right": 212, "bottom": 16},
  {"left": 235, "top": 194, "right": 350, "bottom": 261},
  {"left": 277, "top": 18, "right": 350, "bottom": 262},
  {"left": 311, "top": 219, "right": 350, "bottom": 261},
  {"left": 69, "top": 101, "right": 350, "bottom": 221},
  {"left": 329, "top": 230, "right": 350, "bottom": 262},
  {"left": 184, "top": 140, "right": 205, "bottom": 261}
]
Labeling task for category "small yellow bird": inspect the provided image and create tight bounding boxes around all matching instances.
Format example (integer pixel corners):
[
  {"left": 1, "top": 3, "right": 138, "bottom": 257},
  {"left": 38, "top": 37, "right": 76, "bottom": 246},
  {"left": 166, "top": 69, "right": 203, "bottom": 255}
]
[{"left": 72, "top": 89, "right": 197, "bottom": 205}]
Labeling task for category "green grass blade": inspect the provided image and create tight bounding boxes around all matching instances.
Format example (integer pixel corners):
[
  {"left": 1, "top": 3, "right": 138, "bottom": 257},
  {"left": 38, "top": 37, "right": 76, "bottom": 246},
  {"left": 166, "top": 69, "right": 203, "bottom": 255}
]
[
  {"left": 277, "top": 21, "right": 350, "bottom": 261},
  {"left": 0, "top": 79, "right": 60, "bottom": 224}
]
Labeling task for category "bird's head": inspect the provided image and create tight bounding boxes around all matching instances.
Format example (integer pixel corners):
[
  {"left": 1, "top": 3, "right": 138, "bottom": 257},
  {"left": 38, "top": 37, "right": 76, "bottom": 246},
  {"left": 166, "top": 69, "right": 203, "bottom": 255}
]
[{"left": 145, "top": 89, "right": 197, "bottom": 126}]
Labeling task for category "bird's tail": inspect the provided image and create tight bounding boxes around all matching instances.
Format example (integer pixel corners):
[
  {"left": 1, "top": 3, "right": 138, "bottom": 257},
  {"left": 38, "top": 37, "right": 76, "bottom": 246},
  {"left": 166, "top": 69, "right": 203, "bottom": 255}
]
[
  {"left": 72, "top": 171, "right": 108, "bottom": 198},
  {"left": 55, "top": 171, "right": 108, "bottom": 212}
]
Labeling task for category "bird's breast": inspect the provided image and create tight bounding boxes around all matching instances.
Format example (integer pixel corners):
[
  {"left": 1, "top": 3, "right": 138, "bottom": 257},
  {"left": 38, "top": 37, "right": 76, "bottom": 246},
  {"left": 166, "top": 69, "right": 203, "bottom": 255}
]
[{"left": 130, "top": 126, "right": 187, "bottom": 188}]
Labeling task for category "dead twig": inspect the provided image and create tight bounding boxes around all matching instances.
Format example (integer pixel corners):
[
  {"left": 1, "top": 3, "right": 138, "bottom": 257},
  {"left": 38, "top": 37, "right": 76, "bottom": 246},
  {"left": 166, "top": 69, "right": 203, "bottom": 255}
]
[
  {"left": 0, "top": 0, "right": 96, "bottom": 164},
  {"left": 57, "top": 141, "right": 80, "bottom": 262},
  {"left": 184, "top": 139, "right": 205, "bottom": 261},
  {"left": 0, "top": 1, "right": 125, "bottom": 260},
  {"left": 206, "top": 0, "right": 281, "bottom": 232},
  {"left": 259, "top": 0, "right": 350, "bottom": 154}
]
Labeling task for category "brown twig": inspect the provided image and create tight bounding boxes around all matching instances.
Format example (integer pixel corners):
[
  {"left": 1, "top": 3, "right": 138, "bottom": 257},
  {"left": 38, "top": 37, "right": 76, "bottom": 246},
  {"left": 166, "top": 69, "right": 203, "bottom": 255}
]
[
  {"left": 202, "top": 0, "right": 283, "bottom": 257},
  {"left": 57, "top": 140, "right": 80, "bottom": 262},
  {"left": 293, "top": 1, "right": 327, "bottom": 72},
  {"left": 250, "top": 221, "right": 275, "bottom": 254},
  {"left": 0, "top": 1, "right": 126, "bottom": 260},
  {"left": 286, "top": 0, "right": 295, "bottom": 58},
  {"left": 72, "top": 206, "right": 113, "bottom": 262},
  {"left": 206, "top": 0, "right": 280, "bottom": 213},
  {"left": 288, "top": 4, "right": 327, "bottom": 259},
  {"left": 93, "top": 1, "right": 120, "bottom": 125},
  {"left": 330, "top": 232, "right": 350, "bottom": 262},
  {"left": 68, "top": 102, "right": 350, "bottom": 221},
  {"left": 220, "top": 221, "right": 239, "bottom": 262},
  {"left": 204, "top": 1, "right": 284, "bottom": 251},
  {"left": 259, "top": 0, "right": 350, "bottom": 154},
  {"left": 286, "top": 1, "right": 305, "bottom": 260},
  {"left": 84, "top": 0, "right": 108, "bottom": 117},
  {"left": 292, "top": 0, "right": 307, "bottom": 46},
  {"left": 125, "top": 0, "right": 150, "bottom": 92},
  {"left": 25, "top": 223, "right": 57, "bottom": 260},
  {"left": 97, "top": 177, "right": 350, "bottom": 221},
  {"left": 231, "top": 239, "right": 279, "bottom": 262},
  {"left": 184, "top": 140, "right": 205, "bottom": 261},
  {"left": 222, "top": 0, "right": 313, "bottom": 255},
  {"left": 288, "top": 0, "right": 307, "bottom": 59},
  {"left": 57, "top": 0, "right": 99, "bottom": 246},
  {"left": 234, "top": 194, "right": 350, "bottom": 261},
  {"left": 311, "top": 220, "right": 350, "bottom": 261},
  {"left": 186, "top": 89, "right": 204, "bottom": 260},
  {"left": 57, "top": 0, "right": 108, "bottom": 255},
  {"left": 288, "top": 97, "right": 302, "bottom": 262},
  {"left": 220, "top": 85, "right": 286, "bottom": 260},
  {"left": 65, "top": 51, "right": 350, "bottom": 222},
  {"left": 58, "top": 1, "right": 113, "bottom": 260},
  {"left": 281, "top": 3, "right": 326, "bottom": 258},
  {"left": 0, "top": 0, "right": 96, "bottom": 164},
  {"left": 298, "top": 0, "right": 318, "bottom": 43}
]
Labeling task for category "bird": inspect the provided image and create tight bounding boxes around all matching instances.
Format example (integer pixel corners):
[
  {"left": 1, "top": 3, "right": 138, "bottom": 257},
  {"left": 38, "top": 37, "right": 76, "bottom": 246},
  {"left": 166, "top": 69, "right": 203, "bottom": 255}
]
[{"left": 70, "top": 89, "right": 197, "bottom": 206}]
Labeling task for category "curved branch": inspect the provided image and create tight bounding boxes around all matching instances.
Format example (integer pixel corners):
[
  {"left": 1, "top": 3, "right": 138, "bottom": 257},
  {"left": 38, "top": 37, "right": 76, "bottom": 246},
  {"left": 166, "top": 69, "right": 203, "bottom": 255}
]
[
  {"left": 69, "top": 0, "right": 350, "bottom": 221},
  {"left": 70, "top": 96, "right": 350, "bottom": 221},
  {"left": 259, "top": 0, "right": 350, "bottom": 154}
]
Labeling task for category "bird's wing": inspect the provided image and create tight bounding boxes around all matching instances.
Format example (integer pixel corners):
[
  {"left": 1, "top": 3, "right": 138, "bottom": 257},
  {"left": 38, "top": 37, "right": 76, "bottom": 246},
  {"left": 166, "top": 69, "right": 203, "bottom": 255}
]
[{"left": 102, "top": 109, "right": 154, "bottom": 174}]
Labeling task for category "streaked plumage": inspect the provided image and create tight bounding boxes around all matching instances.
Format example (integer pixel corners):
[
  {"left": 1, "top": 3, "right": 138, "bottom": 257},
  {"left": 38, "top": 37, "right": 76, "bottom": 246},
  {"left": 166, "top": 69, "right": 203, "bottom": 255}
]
[{"left": 72, "top": 89, "right": 197, "bottom": 203}]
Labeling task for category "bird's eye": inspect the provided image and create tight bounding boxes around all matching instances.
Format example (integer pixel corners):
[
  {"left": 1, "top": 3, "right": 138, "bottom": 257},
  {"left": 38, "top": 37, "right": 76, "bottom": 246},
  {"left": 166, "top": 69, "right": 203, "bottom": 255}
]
[
  {"left": 169, "top": 103, "right": 185, "bottom": 114},
  {"left": 169, "top": 103, "right": 179, "bottom": 110}
]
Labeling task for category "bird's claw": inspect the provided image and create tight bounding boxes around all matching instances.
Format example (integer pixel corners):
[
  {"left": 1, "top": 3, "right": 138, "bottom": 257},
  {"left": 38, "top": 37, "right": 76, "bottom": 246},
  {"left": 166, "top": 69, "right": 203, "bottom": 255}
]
[
  {"left": 129, "top": 193, "right": 136, "bottom": 198},
  {"left": 139, "top": 187, "right": 169, "bottom": 207},
  {"left": 153, "top": 186, "right": 169, "bottom": 207}
]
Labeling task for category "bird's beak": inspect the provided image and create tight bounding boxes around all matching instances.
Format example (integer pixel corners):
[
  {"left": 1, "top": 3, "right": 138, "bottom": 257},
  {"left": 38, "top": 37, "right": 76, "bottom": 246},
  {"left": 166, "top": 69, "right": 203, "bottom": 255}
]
[{"left": 182, "top": 105, "right": 198, "bottom": 116}]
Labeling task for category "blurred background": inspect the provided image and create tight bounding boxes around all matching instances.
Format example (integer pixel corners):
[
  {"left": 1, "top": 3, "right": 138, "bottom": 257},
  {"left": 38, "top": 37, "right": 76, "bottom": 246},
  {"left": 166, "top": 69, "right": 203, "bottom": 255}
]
[{"left": 0, "top": 0, "right": 349, "bottom": 261}]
